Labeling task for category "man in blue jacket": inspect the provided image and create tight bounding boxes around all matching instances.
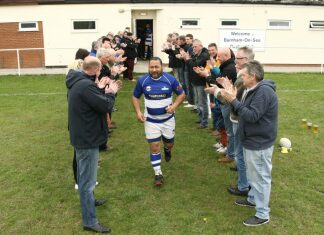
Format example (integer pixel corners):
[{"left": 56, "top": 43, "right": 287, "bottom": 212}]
[
  {"left": 220, "top": 60, "right": 278, "bottom": 226},
  {"left": 66, "top": 56, "right": 122, "bottom": 233}
]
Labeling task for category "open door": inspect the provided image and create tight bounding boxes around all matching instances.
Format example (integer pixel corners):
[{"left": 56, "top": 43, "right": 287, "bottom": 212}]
[{"left": 135, "top": 19, "right": 153, "bottom": 60}]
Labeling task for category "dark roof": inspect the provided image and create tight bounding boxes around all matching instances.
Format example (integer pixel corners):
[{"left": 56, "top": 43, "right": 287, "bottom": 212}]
[
  {"left": 59, "top": 0, "right": 324, "bottom": 4},
  {"left": 1, "top": 0, "right": 324, "bottom": 5},
  {"left": 0, "top": 0, "right": 36, "bottom": 4}
]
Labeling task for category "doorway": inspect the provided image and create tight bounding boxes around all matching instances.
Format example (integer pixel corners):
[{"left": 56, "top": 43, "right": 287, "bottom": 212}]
[{"left": 135, "top": 19, "right": 153, "bottom": 60}]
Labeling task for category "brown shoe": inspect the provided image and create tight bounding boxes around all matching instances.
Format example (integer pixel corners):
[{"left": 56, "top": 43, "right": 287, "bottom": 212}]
[
  {"left": 218, "top": 155, "right": 235, "bottom": 163},
  {"left": 211, "top": 131, "right": 220, "bottom": 136}
]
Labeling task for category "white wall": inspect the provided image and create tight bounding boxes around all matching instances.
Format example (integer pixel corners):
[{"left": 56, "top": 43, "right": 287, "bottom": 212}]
[
  {"left": 152, "top": 3, "right": 324, "bottom": 64},
  {"left": 0, "top": 4, "right": 131, "bottom": 66},
  {"left": 0, "top": 3, "right": 324, "bottom": 66}
]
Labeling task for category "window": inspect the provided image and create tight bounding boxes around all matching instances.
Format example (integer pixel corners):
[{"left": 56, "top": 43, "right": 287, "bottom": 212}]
[
  {"left": 268, "top": 20, "right": 291, "bottom": 30},
  {"left": 180, "top": 19, "right": 200, "bottom": 29},
  {"left": 19, "top": 22, "right": 38, "bottom": 32},
  {"left": 220, "top": 19, "right": 238, "bottom": 28},
  {"left": 309, "top": 21, "right": 324, "bottom": 29},
  {"left": 72, "top": 20, "right": 97, "bottom": 32}
]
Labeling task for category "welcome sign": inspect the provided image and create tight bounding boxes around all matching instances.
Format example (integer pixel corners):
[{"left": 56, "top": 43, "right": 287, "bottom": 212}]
[{"left": 219, "top": 29, "right": 266, "bottom": 51}]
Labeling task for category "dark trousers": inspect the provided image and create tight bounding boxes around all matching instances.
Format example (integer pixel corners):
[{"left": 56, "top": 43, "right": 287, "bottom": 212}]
[
  {"left": 213, "top": 99, "right": 224, "bottom": 130},
  {"left": 184, "top": 71, "right": 194, "bottom": 104},
  {"left": 73, "top": 149, "right": 77, "bottom": 184},
  {"left": 123, "top": 58, "right": 135, "bottom": 80}
]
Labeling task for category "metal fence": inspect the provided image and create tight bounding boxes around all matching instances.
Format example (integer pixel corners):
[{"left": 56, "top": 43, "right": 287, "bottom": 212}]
[{"left": 0, "top": 48, "right": 46, "bottom": 76}]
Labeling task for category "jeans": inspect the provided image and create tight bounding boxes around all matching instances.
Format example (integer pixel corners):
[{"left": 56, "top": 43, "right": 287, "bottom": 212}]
[
  {"left": 193, "top": 85, "right": 208, "bottom": 127},
  {"left": 75, "top": 147, "right": 99, "bottom": 227},
  {"left": 211, "top": 105, "right": 217, "bottom": 130},
  {"left": 220, "top": 104, "right": 235, "bottom": 159},
  {"left": 244, "top": 146, "right": 274, "bottom": 220},
  {"left": 212, "top": 99, "right": 224, "bottom": 130},
  {"left": 177, "top": 67, "right": 187, "bottom": 95},
  {"left": 232, "top": 123, "right": 249, "bottom": 191},
  {"left": 172, "top": 68, "right": 179, "bottom": 81},
  {"left": 184, "top": 67, "right": 194, "bottom": 104}
]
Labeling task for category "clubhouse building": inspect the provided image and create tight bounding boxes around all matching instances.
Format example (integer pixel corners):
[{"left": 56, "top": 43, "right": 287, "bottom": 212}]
[{"left": 0, "top": 0, "right": 323, "bottom": 69}]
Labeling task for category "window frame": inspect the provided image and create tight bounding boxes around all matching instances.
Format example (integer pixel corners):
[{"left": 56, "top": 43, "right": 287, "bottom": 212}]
[
  {"left": 19, "top": 21, "right": 39, "bottom": 32},
  {"left": 180, "top": 18, "right": 200, "bottom": 29},
  {"left": 71, "top": 19, "right": 97, "bottom": 33},
  {"left": 220, "top": 19, "right": 239, "bottom": 29},
  {"left": 309, "top": 21, "right": 324, "bottom": 30},
  {"left": 267, "top": 20, "right": 291, "bottom": 30}
]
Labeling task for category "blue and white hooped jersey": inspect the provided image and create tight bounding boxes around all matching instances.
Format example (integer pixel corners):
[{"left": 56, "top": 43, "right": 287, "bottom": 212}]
[
  {"left": 133, "top": 72, "right": 184, "bottom": 123},
  {"left": 145, "top": 29, "right": 153, "bottom": 43}
]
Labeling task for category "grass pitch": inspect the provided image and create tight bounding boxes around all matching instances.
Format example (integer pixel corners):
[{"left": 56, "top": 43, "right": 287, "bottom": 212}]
[{"left": 0, "top": 73, "right": 323, "bottom": 234}]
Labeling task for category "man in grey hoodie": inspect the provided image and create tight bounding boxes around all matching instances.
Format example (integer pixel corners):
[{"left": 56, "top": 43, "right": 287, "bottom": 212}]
[{"left": 221, "top": 60, "right": 278, "bottom": 227}]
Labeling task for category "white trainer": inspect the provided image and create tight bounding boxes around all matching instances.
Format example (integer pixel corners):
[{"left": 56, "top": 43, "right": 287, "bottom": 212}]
[
  {"left": 217, "top": 146, "right": 227, "bottom": 154},
  {"left": 213, "top": 142, "right": 223, "bottom": 148},
  {"left": 184, "top": 104, "right": 194, "bottom": 108},
  {"left": 75, "top": 181, "right": 98, "bottom": 190}
]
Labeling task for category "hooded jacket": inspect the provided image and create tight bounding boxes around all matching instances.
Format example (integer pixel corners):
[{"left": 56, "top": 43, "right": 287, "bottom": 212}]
[
  {"left": 66, "top": 70, "right": 115, "bottom": 149},
  {"left": 231, "top": 80, "right": 278, "bottom": 150}
]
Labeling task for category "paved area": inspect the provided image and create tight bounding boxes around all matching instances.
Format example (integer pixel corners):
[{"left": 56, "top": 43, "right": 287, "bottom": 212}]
[
  {"left": 0, "top": 61, "right": 323, "bottom": 76},
  {"left": 0, "top": 60, "right": 171, "bottom": 76}
]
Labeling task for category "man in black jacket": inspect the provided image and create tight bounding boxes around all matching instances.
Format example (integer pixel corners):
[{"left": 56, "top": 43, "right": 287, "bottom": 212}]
[
  {"left": 96, "top": 47, "right": 126, "bottom": 150},
  {"left": 185, "top": 39, "right": 210, "bottom": 128},
  {"left": 66, "top": 56, "right": 121, "bottom": 233},
  {"left": 121, "top": 32, "right": 139, "bottom": 81}
]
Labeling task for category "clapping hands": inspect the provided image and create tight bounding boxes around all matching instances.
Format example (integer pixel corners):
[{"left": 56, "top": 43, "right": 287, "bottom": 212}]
[
  {"left": 97, "top": 76, "right": 111, "bottom": 89},
  {"left": 111, "top": 64, "right": 127, "bottom": 76},
  {"left": 219, "top": 77, "right": 237, "bottom": 102},
  {"left": 181, "top": 51, "right": 190, "bottom": 61},
  {"left": 193, "top": 66, "right": 209, "bottom": 78},
  {"left": 105, "top": 80, "right": 122, "bottom": 94}
]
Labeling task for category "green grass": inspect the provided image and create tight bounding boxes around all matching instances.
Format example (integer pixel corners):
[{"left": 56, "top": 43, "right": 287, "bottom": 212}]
[{"left": 0, "top": 73, "right": 323, "bottom": 234}]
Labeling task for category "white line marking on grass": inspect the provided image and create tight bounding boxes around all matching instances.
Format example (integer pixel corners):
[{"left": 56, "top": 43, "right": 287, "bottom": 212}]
[
  {"left": 2, "top": 89, "right": 321, "bottom": 97},
  {"left": 0, "top": 92, "right": 66, "bottom": 96},
  {"left": 0, "top": 90, "right": 134, "bottom": 97},
  {"left": 278, "top": 89, "right": 324, "bottom": 92}
]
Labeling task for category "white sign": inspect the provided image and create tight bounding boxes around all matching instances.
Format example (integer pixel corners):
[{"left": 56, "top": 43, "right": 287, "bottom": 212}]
[{"left": 219, "top": 29, "right": 266, "bottom": 51}]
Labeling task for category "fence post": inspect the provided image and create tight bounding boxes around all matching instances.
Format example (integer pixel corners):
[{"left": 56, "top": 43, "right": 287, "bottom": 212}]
[{"left": 16, "top": 49, "right": 21, "bottom": 76}]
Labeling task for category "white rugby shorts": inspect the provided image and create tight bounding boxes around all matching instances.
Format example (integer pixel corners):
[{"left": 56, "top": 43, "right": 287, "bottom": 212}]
[
  {"left": 145, "top": 117, "right": 175, "bottom": 143},
  {"left": 145, "top": 41, "right": 152, "bottom": 47}
]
